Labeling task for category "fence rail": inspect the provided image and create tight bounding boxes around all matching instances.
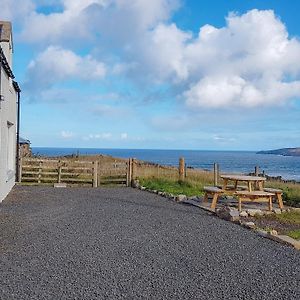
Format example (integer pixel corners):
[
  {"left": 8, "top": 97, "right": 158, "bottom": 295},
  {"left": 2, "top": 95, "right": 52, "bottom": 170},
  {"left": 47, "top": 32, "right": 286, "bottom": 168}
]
[{"left": 20, "top": 158, "right": 132, "bottom": 187}]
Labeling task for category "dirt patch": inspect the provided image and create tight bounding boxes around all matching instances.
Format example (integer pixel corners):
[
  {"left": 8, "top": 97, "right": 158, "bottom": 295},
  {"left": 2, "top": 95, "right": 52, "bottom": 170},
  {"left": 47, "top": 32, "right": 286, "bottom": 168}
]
[{"left": 244, "top": 215, "right": 300, "bottom": 235}]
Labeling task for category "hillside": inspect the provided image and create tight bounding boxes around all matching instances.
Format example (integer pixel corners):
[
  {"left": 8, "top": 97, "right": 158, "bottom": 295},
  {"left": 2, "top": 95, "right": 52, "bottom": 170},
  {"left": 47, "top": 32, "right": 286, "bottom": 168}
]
[{"left": 257, "top": 148, "right": 300, "bottom": 156}]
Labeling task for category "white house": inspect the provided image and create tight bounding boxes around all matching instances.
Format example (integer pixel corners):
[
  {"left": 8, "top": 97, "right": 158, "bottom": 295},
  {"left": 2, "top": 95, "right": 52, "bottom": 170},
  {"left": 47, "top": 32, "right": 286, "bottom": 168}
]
[{"left": 0, "top": 21, "right": 20, "bottom": 202}]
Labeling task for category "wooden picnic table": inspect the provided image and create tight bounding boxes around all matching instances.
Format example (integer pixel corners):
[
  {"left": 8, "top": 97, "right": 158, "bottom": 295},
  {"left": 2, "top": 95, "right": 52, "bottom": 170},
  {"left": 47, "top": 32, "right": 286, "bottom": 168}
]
[{"left": 220, "top": 174, "right": 266, "bottom": 192}]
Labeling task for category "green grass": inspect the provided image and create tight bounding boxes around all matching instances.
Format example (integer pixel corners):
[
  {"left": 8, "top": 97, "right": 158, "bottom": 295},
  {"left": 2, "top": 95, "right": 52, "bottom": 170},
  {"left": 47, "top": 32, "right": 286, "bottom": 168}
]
[
  {"left": 256, "top": 210, "right": 300, "bottom": 224},
  {"left": 287, "top": 229, "right": 300, "bottom": 240},
  {"left": 139, "top": 177, "right": 204, "bottom": 197},
  {"left": 265, "top": 181, "right": 300, "bottom": 207},
  {"left": 274, "top": 210, "right": 300, "bottom": 225}
]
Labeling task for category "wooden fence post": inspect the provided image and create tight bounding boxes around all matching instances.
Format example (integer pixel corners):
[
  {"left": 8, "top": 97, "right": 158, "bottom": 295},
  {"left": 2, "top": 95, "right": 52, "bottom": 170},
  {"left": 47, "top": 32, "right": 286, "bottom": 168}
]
[
  {"left": 93, "top": 161, "right": 98, "bottom": 187},
  {"left": 127, "top": 158, "right": 132, "bottom": 187},
  {"left": 254, "top": 166, "right": 260, "bottom": 189},
  {"left": 214, "top": 163, "right": 219, "bottom": 186},
  {"left": 18, "top": 157, "right": 23, "bottom": 183},
  {"left": 131, "top": 158, "right": 137, "bottom": 186},
  {"left": 38, "top": 161, "right": 42, "bottom": 184},
  {"left": 179, "top": 157, "right": 185, "bottom": 182},
  {"left": 98, "top": 160, "right": 101, "bottom": 186},
  {"left": 58, "top": 161, "right": 62, "bottom": 183}
]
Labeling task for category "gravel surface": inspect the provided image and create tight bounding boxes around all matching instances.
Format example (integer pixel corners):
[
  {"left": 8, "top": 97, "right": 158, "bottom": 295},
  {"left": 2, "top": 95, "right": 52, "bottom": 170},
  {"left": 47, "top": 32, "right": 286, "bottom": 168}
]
[{"left": 0, "top": 186, "right": 299, "bottom": 300}]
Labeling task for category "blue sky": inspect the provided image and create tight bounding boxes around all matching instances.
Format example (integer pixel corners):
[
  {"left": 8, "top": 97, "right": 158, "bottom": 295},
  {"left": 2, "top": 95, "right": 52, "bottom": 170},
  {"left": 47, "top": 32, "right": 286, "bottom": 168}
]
[{"left": 1, "top": 0, "right": 300, "bottom": 150}]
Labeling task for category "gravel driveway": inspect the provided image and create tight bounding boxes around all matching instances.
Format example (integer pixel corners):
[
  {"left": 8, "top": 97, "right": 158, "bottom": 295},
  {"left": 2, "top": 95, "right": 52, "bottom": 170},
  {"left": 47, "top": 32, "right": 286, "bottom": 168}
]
[{"left": 0, "top": 186, "right": 299, "bottom": 299}]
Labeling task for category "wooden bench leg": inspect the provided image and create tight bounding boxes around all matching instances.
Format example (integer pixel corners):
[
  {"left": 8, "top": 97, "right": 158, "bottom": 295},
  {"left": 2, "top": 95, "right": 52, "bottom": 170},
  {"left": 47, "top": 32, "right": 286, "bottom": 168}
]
[
  {"left": 268, "top": 196, "right": 273, "bottom": 211},
  {"left": 203, "top": 192, "right": 208, "bottom": 203},
  {"left": 210, "top": 193, "right": 219, "bottom": 210},
  {"left": 238, "top": 197, "right": 242, "bottom": 211},
  {"left": 277, "top": 193, "right": 284, "bottom": 209}
]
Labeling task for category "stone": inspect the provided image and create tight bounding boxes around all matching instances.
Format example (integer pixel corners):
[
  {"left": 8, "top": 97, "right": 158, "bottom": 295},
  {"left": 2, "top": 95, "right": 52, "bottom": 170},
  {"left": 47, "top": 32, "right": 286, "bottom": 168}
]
[
  {"left": 291, "top": 207, "right": 300, "bottom": 212},
  {"left": 239, "top": 211, "right": 248, "bottom": 217},
  {"left": 131, "top": 179, "right": 140, "bottom": 188},
  {"left": 54, "top": 183, "right": 67, "bottom": 188},
  {"left": 257, "top": 230, "right": 268, "bottom": 237},
  {"left": 270, "top": 235, "right": 300, "bottom": 250},
  {"left": 158, "top": 191, "right": 163, "bottom": 196},
  {"left": 272, "top": 208, "right": 282, "bottom": 214},
  {"left": 176, "top": 194, "right": 187, "bottom": 202},
  {"left": 188, "top": 196, "right": 199, "bottom": 201},
  {"left": 264, "top": 211, "right": 273, "bottom": 215},
  {"left": 216, "top": 206, "right": 240, "bottom": 222},
  {"left": 269, "top": 230, "right": 278, "bottom": 236},
  {"left": 140, "top": 186, "right": 146, "bottom": 191},
  {"left": 242, "top": 222, "right": 256, "bottom": 229},
  {"left": 247, "top": 209, "right": 264, "bottom": 217}
]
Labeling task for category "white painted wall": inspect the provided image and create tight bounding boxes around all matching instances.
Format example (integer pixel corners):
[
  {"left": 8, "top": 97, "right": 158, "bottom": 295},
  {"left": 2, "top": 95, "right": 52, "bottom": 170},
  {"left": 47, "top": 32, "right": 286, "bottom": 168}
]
[{"left": 0, "top": 23, "right": 17, "bottom": 202}]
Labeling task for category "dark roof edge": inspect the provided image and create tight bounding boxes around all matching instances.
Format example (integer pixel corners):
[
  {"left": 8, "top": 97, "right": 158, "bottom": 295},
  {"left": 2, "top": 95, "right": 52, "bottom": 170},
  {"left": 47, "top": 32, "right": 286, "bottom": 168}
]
[
  {"left": 0, "top": 46, "right": 15, "bottom": 79},
  {"left": 13, "top": 80, "right": 21, "bottom": 92}
]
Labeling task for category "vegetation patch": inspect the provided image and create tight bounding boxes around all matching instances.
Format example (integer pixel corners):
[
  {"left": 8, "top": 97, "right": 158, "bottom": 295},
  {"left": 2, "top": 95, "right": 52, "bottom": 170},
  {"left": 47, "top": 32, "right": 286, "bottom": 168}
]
[
  {"left": 287, "top": 229, "right": 300, "bottom": 240},
  {"left": 252, "top": 210, "right": 300, "bottom": 239},
  {"left": 139, "top": 177, "right": 204, "bottom": 197}
]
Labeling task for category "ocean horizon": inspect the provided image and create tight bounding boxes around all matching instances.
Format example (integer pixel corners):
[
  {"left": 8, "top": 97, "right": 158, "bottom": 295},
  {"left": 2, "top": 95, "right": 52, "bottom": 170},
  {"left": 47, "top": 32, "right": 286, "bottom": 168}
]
[{"left": 32, "top": 147, "right": 300, "bottom": 182}]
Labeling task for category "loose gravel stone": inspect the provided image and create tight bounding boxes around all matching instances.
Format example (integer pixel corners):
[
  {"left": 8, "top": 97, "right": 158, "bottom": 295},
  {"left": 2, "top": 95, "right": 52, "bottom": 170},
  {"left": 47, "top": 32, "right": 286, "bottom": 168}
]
[
  {"left": 0, "top": 186, "right": 299, "bottom": 300},
  {"left": 239, "top": 211, "right": 248, "bottom": 217},
  {"left": 247, "top": 209, "right": 264, "bottom": 217},
  {"left": 176, "top": 194, "right": 187, "bottom": 202}
]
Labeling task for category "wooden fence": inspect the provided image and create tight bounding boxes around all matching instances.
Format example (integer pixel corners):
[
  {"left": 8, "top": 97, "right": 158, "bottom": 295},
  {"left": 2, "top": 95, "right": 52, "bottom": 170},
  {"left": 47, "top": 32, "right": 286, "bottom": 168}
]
[{"left": 20, "top": 158, "right": 133, "bottom": 187}]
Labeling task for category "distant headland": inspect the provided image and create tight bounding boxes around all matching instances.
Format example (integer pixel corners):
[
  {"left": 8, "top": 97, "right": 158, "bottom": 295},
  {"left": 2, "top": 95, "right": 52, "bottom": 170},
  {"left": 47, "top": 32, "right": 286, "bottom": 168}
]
[{"left": 257, "top": 147, "right": 300, "bottom": 157}]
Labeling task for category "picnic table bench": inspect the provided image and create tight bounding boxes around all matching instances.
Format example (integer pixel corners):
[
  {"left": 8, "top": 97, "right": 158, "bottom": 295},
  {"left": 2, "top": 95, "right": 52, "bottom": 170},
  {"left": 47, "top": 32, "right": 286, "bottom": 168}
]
[
  {"left": 234, "top": 191, "right": 275, "bottom": 211},
  {"left": 203, "top": 174, "right": 284, "bottom": 211},
  {"left": 203, "top": 186, "right": 224, "bottom": 210},
  {"left": 264, "top": 188, "right": 284, "bottom": 209}
]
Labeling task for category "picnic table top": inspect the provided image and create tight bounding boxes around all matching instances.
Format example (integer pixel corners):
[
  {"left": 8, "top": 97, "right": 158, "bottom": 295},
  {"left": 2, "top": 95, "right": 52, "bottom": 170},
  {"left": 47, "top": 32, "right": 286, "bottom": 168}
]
[{"left": 220, "top": 174, "right": 267, "bottom": 181}]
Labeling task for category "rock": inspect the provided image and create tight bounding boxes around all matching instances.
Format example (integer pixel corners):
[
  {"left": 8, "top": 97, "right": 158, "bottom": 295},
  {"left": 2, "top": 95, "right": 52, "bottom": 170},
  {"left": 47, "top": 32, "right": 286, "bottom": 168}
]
[
  {"left": 152, "top": 190, "right": 157, "bottom": 194},
  {"left": 291, "top": 207, "right": 300, "bottom": 212},
  {"left": 269, "top": 230, "right": 278, "bottom": 236},
  {"left": 140, "top": 186, "right": 146, "bottom": 191},
  {"left": 257, "top": 230, "right": 268, "bottom": 237},
  {"left": 247, "top": 209, "right": 264, "bottom": 217},
  {"left": 239, "top": 211, "right": 248, "bottom": 217},
  {"left": 242, "top": 222, "right": 256, "bottom": 229},
  {"left": 265, "top": 211, "right": 273, "bottom": 215},
  {"left": 216, "top": 206, "right": 240, "bottom": 222},
  {"left": 188, "top": 196, "right": 199, "bottom": 201},
  {"left": 54, "top": 183, "right": 67, "bottom": 188},
  {"left": 131, "top": 179, "right": 140, "bottom": 188},
  {"left": 272, "top": 208, "right": 282, "bottom": 214},
  {"left": 176, "top": 194, "right": 187, "bottom": 202},
  {"left": 271, "top": 235, "right": 300, "bottom": 250},
  {"left": 158, "top": 191, "right": 163, "bottom": 196}
]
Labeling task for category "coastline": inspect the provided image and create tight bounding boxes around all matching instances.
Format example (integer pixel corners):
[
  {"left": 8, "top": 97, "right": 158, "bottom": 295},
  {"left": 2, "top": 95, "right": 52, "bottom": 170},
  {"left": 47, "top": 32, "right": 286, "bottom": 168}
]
[{"left": 31, "top": 147, "right": 300, "bottom": 183}]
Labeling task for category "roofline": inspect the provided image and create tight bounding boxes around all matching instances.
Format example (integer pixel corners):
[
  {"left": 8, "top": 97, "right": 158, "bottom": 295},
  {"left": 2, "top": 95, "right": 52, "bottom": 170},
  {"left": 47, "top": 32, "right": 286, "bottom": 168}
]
[
  {"left": 13, "top": 80, "right": 21, "bottom": 92},
  {"left": 0, "top": 46, "right": 15, "bottom": 79}
]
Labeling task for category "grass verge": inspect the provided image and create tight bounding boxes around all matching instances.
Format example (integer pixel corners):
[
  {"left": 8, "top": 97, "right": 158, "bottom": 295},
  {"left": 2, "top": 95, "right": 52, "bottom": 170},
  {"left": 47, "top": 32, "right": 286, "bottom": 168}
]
[
  {"left": 254, "top": 210, "right": 300, "bottom": 240},
  {"left": 139, "top": 177, "right": 204, "bottom": 197}
]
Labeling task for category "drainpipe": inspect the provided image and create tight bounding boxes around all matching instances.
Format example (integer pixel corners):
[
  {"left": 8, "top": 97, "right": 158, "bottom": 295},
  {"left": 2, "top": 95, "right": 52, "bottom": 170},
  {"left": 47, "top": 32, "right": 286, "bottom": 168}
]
[{"left": 13, "top": 81, "right": 21, "bottom": 182}]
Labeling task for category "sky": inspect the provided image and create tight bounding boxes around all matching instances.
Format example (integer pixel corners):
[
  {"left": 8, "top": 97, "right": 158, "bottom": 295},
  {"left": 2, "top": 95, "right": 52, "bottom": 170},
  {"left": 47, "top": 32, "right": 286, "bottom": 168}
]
[{"left": 1, "top": 0, "right": 300, "bottom": 151}]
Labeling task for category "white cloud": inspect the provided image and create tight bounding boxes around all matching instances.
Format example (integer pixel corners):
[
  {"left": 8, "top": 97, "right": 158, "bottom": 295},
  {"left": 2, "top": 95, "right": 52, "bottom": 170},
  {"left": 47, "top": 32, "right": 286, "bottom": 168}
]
[
  {"left": 25, "top": 46, "right": 106, "bottom": 89},
  {"left": 213, "top": 135, "right": 236, "bottom": 143},
  {"left": 120, "top": 133, "right": 128, "bottom": 140},
  {"left": 61, "top": 130, "right": 74, "bottom": 139},
  {"left": 18, "top": 0, "right": 179, "bottom": 44},
  {"left": 84, "top": 132, "right": 112, "bottom": 141},
  {"left": 7, "top": 1, "right": 300, "bottom": 109},
  {"left": 0, "top": 0, "right": 34, "bottom": 21}
]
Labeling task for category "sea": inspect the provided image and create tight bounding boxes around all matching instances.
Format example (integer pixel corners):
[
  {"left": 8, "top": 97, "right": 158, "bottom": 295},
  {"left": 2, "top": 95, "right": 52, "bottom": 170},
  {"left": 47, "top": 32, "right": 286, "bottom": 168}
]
[{"left": 32, "top": 147, "right": 300, "bottom": 182}]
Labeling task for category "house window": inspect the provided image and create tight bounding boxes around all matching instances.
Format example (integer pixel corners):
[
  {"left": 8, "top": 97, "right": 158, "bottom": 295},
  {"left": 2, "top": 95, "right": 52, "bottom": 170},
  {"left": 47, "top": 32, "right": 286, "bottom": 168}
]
[{"left": 7, "top": 121, "right": 14, "bottom": 179}]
